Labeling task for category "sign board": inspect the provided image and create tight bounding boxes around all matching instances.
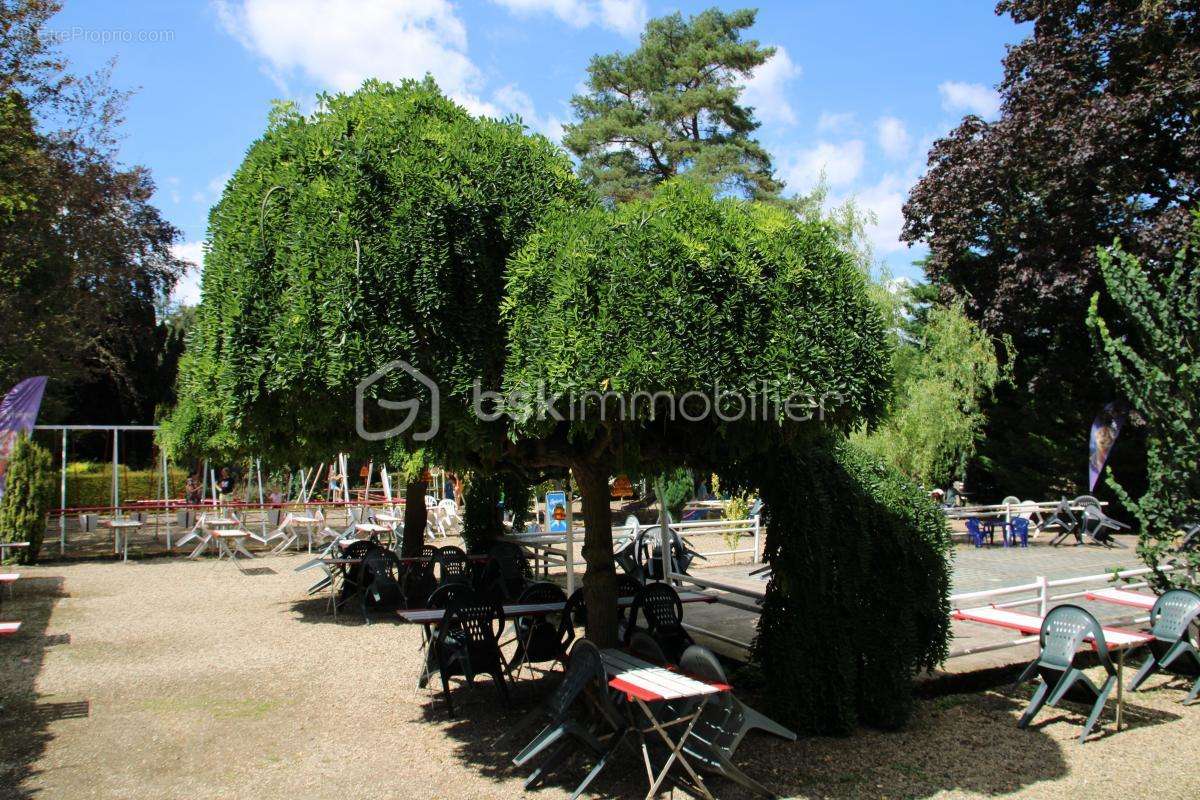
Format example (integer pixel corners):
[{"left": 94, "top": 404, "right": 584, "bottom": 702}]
[
  {"left": 0, "top": 377, "right": 48, "bottom": 503},
  {"left": 546, "top": 490, "right": 569, "bottom": 533}
]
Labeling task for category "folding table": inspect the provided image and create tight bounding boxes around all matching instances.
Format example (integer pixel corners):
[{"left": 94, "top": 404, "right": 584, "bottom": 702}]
[
  {"left": 103, "top": 519, "right": 143, "bottom": 562},
  {"left": 953, "top": 605, "right": 1153, "bottom": 729},
  {"left": 182, "top": 515, "right": 241, "bottom": 559},
  {"left": 355, "top": 522, "right": 393, "bottom": 547},
  {"left": 601, "top": 648, "right": 729, "bottom": 799},
  {"left": 213, "top": 529, "right": 256, "bottom": 571},
  {"left": 270, "top": 512, "right": 325, "bottom": 554}
]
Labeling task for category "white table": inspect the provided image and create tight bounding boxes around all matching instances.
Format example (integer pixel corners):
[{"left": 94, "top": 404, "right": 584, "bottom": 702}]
[
  {"left": 271, "top": 513, "right": 324, "bottom": 554},
  {"left": 0, "top": 541, "right": 29, "bottom": 563},
  {"left": 602, "top": 648, "right": 727, "bottom": 799},
  {"left": 103, "top": 519, "right": 143, "bottom": 562},
  {"left": 184, "top": 516, "right": 241, "bottom": 559},
  {"left": 213, "top": 529, "right": 255, "bottom": 571}
]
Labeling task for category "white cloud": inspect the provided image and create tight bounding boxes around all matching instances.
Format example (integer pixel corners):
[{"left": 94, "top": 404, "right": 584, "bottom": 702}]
[
  {"left": 489, "top": 0, "right": 647, "bottom": 37},
  {"left": 854, "top": 174, "right": 910, "bottom": 255},
  {"left": 876, "top": 116, "right": 911, "bottom": 160},
  {"left": 215, "top": 0, "right": 483, "bottom": 104},
  {"left": 492, "top": 83, "right": 565, "bottom": 142},
  {"left": 938, "top": 80, "right": 1001, "bottom": 119},
  {"left": 816, "top": 111, "right": 856, "bottom": 134},
  {"left": 742, "top": 47, "right": 800, "bottom": 125},
  {"left": 170, "top": 241, "right": 205, "bottom": 307},
  {"left": 783, "top": 140, "right": 865, "bottom": 189}
]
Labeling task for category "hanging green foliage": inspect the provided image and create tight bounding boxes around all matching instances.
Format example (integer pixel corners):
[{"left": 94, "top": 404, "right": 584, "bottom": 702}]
[
  {"left": 160, "top": 79, "right": 593, "bottom": 467},
  {"left": 1087, "top": 212, "right": 1200, "bottom": 586},
  {"left": 731, "top": 430, "right": 953, "bottom": 734},
  {"left": 0, "top": 433, "right": 54, "bottom": 564},
  {"left": 853, "top": 293, "right": 1008, "bottom": 488}
]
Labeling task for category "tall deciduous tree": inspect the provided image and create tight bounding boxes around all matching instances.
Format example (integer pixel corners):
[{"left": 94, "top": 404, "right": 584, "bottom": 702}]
[
  {"left": 902, "top": 0, "right": 1198, "bottom": 501},
  {"left": 0, "top": 0, "right": 185, "bottom": 427},
  {"left": 1088, "top": 213, "right": 1200, "bottom": 585},
  {"left": 564, "top": 7, "right": 789, "bottom": 206}
]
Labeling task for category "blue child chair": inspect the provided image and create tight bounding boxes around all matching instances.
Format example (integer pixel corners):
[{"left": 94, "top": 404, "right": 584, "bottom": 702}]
[{"left": 1008, "top": 518, "right": 1030, "bottom": 548}]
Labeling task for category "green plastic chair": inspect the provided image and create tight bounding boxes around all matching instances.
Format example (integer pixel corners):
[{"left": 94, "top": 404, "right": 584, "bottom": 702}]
[
  {"left": 1014, "top": 604, "right": 1120, "bottom": 742},
  {"left": 1128, "top": 589, "right": 1200, "bottom": 703},
  {"left": 511, "top": 639, "right": 629, "bottom": 799}
]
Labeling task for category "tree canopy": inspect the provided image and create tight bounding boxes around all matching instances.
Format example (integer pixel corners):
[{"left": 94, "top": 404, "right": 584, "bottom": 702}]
[
  {"left": 160, "top": 79, "right": 592, "bottom": 470},
  {"left": 902, "top": 0, "right": 1198, "bottom": 501},
  {"left": 0, "top": 0, "right": 185, "bottom": 427},
  {"left": 563, "top": 8, "right": 789, "bottom": 206}
]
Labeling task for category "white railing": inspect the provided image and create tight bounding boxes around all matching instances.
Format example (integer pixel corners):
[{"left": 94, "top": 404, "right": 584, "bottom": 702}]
[{"left": 946, "top": 563, "right": 1180, "bottom": 658}]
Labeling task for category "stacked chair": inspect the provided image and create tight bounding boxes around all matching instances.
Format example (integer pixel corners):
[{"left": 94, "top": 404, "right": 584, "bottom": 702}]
[
  {"left": 1128, "top": 589, "right": 1200, "bottom": 703},
  {"left": 624, "top": 582, "right": 694, "bottom": 663}
]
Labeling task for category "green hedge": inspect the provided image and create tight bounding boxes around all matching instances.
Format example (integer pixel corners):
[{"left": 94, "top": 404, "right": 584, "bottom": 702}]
[
  {"left": 733, "top": 430, "right": 952, "bottom": 734},
  {"left": 60, "top": 463, "right": 188, "bottom": 508}
]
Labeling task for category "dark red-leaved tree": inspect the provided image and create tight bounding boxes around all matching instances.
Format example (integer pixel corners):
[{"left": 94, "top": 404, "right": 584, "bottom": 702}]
[{"left": 902, "top": 0, "right": 1199, "bottom": 502}]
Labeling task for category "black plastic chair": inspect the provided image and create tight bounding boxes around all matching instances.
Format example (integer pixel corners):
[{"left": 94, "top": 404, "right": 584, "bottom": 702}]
[
  {"left": 433, "top": 589, "right": 510, "bottom": 716},
  {"left": 434, "top": 545, "right": 472, "bottom": 587},
  {"left": 478, "top": 541, "right": 530, "bottom": 602},
  {"left": 512, "top": 639, "right": 629, "bottom": 799},
  {"left": 417, "top": 583, "right": 475, "bottom": 688},
  {"left": 1013, "top": 604, "right": 1121, "bottom": 742},
  {"left": 624, "top": 581, "right": 694, "bottom": 662},
  {"left": 337, "top": 539, "right": 379, "bottom": 616},
  {"left": 1128, "top": 589, "right": 1200, "bottom": 703},
  {"left": 1044, "top": 499, "right": 1081, "bottom": 546},
  {"left": 358, "top": 547, "right": 404, "bottom": 622},
  {"left": 509, "top": 582, "right": 573, "bottom": 679},
  {"left": 1080, "top": 505, "right": 1129, "bottom": 547}
]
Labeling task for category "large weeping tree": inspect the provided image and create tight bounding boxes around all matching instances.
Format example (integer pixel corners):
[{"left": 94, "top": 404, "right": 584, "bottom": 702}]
[
  {"left": 164, "top": 82, "right": 951, "bottom": 727},
  {"left": 160, "top": 79, "right": 592, "bottom": 553},
  {"left": 501, "top": 178, "right": 897, "bottom": 644}
]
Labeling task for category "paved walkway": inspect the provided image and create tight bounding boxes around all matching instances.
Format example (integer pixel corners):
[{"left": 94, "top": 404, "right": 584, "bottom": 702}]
[{"left": 680, "top": 538, "right": 1144, "bottom": 674}]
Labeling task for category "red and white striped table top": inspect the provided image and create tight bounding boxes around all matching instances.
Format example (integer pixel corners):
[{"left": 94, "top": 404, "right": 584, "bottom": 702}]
[
  {"left": 0, "top": 573, "right": 21, "bottom": 583},
  {"left": 0, "top": 621, "right": 20, "bottom": 635},
  {"left": 953, "top": 606, "right": 1153, "bottom": 648},
  {"left": 0, "top": 542, "right": 30, "bottom": 549},
  {"left": 1085, "top": 587, "right": 1157, "bottom": 610},
  {"left": 601, "top": 649, "right": 729, "bottom": 702}
]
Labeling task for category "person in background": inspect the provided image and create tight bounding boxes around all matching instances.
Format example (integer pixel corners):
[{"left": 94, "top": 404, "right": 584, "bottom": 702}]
[
  {"left": 217, "top": 468, "right": 236, "bottom": 504},
  {"left": 185, "top": 473, "right": 202, "bottom": 505}
]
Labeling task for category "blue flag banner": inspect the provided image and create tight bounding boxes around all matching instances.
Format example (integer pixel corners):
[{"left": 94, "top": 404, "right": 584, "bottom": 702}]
[
  {"left": 0, "top": 376, "right": 48, "bottom": 503},
  {"left": 1088, "top": 402, "right": 1125, "bottom": 492}
]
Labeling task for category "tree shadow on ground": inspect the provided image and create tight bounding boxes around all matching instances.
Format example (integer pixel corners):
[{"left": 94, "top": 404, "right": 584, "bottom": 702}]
[
  {"left": 0, "top": 575, "right": 71, "bottom": 800},
  {"left": 416, "top": 661, "right": 1188, "bottom": 800}
]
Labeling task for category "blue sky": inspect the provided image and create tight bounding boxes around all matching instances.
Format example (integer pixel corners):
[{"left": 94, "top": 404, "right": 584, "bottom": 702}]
[{"left": 45, "top": 1, "right": 1025, "bottom": 303}]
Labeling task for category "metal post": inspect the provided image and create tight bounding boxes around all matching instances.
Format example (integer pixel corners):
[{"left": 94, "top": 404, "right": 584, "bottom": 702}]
[
  {"left": 564, "top": 475, "right": 576, "bottom": 596},
  {"left": 202, "top": 459, "right": 209, "bottom": 505},
  {"left": 256, "top": 458, "right": 265, "bottom": 539},
  {"left": 59, "top": 430, "right": 67, "bottom": 556},
  {"left": 111, "top": 429, "right": 120, "bottom": 512},
  {"left": 1037, "top": 576, "right": 1049, "bottom": 616},
  {"left": 655, "top": 478, "right": 672, "bottom": 585},
  {"left": 752, "top": 513, "right": 761, "bottom": 564}
]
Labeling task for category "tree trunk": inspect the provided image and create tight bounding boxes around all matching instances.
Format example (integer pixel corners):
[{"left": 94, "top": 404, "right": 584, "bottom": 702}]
[
  {"left": 401, "top": 479, "right": 427, "bottom": 557},
  {"left": 573, "top": 460, "right": 618, "bottom": 647}
]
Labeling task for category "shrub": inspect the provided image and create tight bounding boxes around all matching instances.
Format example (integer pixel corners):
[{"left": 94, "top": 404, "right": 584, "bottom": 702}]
[
  {"left": 737, "top": 430, "right": 952, "bottom": 734},
  {"left": 0, "top": 434, "right": 54, "bottom": 563},
  {"left": 1088, "top": 213, "right": 1200, "bottom": 585}
]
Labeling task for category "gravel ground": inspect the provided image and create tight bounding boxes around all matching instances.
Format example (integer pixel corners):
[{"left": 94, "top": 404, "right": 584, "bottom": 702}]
[{"left": 1, "top": 556, "right": 1198, "bottom": 800}]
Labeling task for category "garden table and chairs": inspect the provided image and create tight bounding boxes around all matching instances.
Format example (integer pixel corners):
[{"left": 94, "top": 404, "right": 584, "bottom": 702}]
[
  {"left": 270, "top": 510, "right": 326, "bottom": 554},
  {"left": 212, "top": 528, "right": 255, "bottom": 571},
  {"left": 953, "top": 604, "right": 1153, "bottom": 739}
]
